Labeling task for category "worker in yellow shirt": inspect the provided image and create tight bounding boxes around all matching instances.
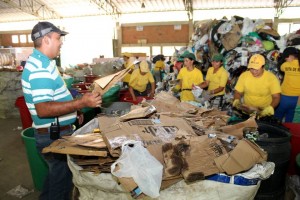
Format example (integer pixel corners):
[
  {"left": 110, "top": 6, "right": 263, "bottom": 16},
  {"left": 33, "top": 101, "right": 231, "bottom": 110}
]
[
  {"left": 233, "top": 54, "right": 281, "bottom": 118},
  {"left": 201, "top": 53, "right": 228, "bottom": 109},
  {"left": 173, "top": 53, "right": 205, "bottom": 101},
  {"left": 275, "top": 47, "right": 300, "bottom": 122},
  {"left": 153, "top": 57, "right": 166, "bottom": 82},
  {"left": 122, "top": 52, "right": 135, "bottom": 87},
  {"left": 129, "top": 60, "right": 155, "bottom": 102}
]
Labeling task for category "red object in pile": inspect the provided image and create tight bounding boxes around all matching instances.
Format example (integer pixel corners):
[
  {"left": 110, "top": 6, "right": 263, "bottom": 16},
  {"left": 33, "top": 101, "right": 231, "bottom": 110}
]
[
  {"left": 121, "top": 96, "right": 153, "bottom": 105},
  {"left": 84, "top": 75, "right": 100, "bottom": 83},
  {"left": 283, "top": 123, "right": 300, "bottom": 175}
]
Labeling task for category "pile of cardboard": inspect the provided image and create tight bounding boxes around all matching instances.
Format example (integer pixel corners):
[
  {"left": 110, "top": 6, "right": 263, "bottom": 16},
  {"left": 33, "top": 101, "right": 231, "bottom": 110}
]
[{"left": 43, "top": 91, "right": 267, "bottom": 198}]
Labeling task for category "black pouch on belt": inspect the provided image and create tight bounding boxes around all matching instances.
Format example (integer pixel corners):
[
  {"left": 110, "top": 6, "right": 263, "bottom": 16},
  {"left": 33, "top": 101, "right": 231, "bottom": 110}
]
[{"left": 50, "top": 117, "right": 60, "bottom": 140}]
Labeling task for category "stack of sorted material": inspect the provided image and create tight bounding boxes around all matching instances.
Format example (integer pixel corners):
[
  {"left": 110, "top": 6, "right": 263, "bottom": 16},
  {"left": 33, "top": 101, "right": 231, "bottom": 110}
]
[{"left": 44, "top": 92, "right": 274, "bottom": 199}]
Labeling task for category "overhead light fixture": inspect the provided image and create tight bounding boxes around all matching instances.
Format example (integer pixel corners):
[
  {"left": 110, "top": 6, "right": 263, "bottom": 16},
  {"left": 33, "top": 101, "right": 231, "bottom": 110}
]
[{"left": 141, "top": 2, "right": 145, "bottom": 8}]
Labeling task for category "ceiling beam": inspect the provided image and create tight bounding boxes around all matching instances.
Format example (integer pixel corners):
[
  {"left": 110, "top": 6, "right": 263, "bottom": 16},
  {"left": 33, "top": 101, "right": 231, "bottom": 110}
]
[
  {"left": 90, "top": 0, "right": 121, "bottom": 16},
  {"left": 274, "top": 0, "right": 293, "bottom": 18},
  {"left": 0, "top": 0, "right": 62, "bottom": 19},
  {"left": 183, "top": 0, "right": 193, "bottom": 20}
]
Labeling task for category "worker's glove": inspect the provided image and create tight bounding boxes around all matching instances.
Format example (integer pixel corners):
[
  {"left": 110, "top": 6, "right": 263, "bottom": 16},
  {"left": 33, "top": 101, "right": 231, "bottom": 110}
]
[
  {"left": 232, "top": 99, "right": 241, "bottom": 108},
  {"left": 259, "top": 105, "right": 274, "bottom": 117},
  {"left": 171, "top": 86, "right": 180, "bottom": 93}
]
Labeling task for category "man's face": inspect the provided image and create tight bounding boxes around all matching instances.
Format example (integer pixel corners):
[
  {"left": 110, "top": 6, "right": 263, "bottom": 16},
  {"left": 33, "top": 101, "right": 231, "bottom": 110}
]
[
  {"left": 249, "top": 67, "right": 263, "bottom": 77},
  {"left": 46, "top": 32, "right": 63, "bottom": 58}
]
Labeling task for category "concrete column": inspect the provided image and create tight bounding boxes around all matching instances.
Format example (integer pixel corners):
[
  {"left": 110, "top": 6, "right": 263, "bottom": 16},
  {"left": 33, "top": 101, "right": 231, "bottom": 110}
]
[
  {"left": 116, "top": 21, "right": 122, "bottom": 57},
  {"left": 188, "top": 19, "right": 193, "bottom": 46}
]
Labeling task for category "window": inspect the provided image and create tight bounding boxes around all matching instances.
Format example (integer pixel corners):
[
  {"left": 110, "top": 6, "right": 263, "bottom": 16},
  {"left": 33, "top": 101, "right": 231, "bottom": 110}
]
[
  {"left": 27, "top": 34, "right": 32, "bottom": 43},
  {"left": 152, "top": 46, "right": 161, "bottom": 56},
  {"left": 12, "top": 35, "right": 19, "bottom": 43},
  {"left": 20, "top": 34, "right": 27, "bottom": 43}
]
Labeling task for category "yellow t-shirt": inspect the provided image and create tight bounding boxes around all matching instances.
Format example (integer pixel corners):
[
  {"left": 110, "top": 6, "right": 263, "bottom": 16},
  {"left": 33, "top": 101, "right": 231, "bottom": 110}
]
[
  {"left": 129, "top": 69, "right": 155, "bottom": 92},
  {"left": 123, "top": 61, "right": 135, "bottom": 83},
  {"left": 280, "top": 59, "right": 300, "bottom": 96},
  {"left": 177, "top": 67, "right": 204, "bottom": 101},
  {"left": 206, "top": 66, "right": 228, "bottom": 96},
  {"left": 234, "top": 70, "right": 281, "bottom": 108},
  {"left": 154, "top": 60, "right": 165, "bottom": 71}
]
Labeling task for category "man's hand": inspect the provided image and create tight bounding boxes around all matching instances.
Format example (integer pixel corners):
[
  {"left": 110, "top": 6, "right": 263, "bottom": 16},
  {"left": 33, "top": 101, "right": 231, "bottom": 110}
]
[
  {"left": 149, "top": 92, "right": 155, "bottom": 98},
  {"left": 172, "top": 87, "right": 180, "bottom": 93},
  {"left": 81, "top": 92, "right": 102, "bottom": 108},
  {"left": 259, "top": 105, "right": 274, "bottom": 117},
  {"left": 232, "top": 99, "right": 241, "bottom": 108}
]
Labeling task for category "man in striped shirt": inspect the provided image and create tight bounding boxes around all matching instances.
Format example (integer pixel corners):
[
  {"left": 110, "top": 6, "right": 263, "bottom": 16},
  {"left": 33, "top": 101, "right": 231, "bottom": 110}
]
[{"left": 21, "top": 21, "right": 102, "bottom": 200}]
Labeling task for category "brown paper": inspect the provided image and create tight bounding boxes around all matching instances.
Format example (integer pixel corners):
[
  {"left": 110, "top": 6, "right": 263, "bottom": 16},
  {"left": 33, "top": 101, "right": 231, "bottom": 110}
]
[
  {"left": 220, "top": 24, "right": 242, "bottom": 51},
  {"left": 100, "top": 114, "right": 196, "bottom": 157},
  {"left": 214, "top": 139, "right": 267, "bottom": 175},
  {"left": 93, "top": 68, "right": 130, "bottom": 95},
  {"left": 62, "top": 133, "right": 106, "bottom": 149},
  {"left": 42, "top": 139, "right": 107, "bottom": 157},
  {"left": 218, "top": 117, "right": 258, "bottom": 139}
]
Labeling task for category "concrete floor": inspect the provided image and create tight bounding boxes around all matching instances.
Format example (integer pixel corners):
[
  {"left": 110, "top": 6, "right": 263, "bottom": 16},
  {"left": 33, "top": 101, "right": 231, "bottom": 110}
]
[{"left": 0, "top": 117, "right": 40, "bottom": 200}]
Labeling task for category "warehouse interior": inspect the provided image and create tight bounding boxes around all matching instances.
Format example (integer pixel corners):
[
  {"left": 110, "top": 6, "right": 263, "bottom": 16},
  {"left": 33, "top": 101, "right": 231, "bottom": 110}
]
[{"left": 1, "top": 0, "right": 300, "bottom": 200}]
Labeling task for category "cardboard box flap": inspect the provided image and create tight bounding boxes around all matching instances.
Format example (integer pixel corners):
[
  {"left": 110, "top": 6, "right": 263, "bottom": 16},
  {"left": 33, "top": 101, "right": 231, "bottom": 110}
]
[
  {"left": 93, "top": 68, "right": 130, "bottom": 95},
  {"left": 42, "top": 139, "right": 107, "bottom": 157},
  {"left": 214, "top": 139, "right": 267, "bottom": 175},
  {"left": 218, "top": 117, "right": 258, "bottom": 139}
]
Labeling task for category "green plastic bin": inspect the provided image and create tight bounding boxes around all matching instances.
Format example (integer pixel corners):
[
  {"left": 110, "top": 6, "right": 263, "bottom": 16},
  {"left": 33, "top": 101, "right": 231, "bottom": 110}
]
[{"left": 21, "top": 127, "right": 48, "bottom": 191}]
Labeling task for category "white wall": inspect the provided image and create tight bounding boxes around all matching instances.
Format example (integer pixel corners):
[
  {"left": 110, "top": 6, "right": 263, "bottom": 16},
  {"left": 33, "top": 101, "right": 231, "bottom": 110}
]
[
  {"left": 0, "top": 16, "right": 115, "bottom": 67},
  {"left": 59, "top": 16, "right": 115, "bottom": 67}
]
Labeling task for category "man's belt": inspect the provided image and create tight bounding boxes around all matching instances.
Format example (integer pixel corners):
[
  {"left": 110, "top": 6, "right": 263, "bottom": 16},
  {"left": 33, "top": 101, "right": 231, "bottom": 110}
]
[
  {"left": 36, "top": 125, "right": 73, "bottom": 134},
  {"left": 182, "top": 88, "right": 192, "bottom": 91}
]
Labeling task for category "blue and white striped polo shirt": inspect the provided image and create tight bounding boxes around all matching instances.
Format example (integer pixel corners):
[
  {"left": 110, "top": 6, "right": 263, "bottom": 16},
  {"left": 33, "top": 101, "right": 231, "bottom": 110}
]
[{"left": 21, "top": 49, "right": 76, "bottom": 128}]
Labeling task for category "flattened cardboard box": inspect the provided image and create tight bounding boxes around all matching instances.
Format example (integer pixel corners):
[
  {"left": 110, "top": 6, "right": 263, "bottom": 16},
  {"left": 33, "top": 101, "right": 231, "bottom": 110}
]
[
  {"left": 99, "top": 115, "right": 195, "bottom": 197},
  {"left": 214, "top": 139, "right": 267, "bottom": 175},
  {"left": 99, "top": 114, "right": 196, "bottom": 158},
  {"left": 218, "top": 117, "right": 258, "bottom": 139},
  {"left": 42, "top": 139, "right": 107, "bottom": 157},
  {"left": 93, "top": 68, "right": 130, "bottom": 95}
]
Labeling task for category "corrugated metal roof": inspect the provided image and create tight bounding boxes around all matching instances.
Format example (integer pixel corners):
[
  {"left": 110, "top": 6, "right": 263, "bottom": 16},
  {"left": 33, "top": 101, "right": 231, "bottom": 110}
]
[{"left": 0, "top": 0, "right": 299, "bottom": 23}]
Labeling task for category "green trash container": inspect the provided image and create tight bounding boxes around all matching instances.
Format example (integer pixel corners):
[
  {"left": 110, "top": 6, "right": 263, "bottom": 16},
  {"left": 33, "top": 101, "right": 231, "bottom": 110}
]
[{"left": 21, "top": 127, "right": 48, "bottom": 191}]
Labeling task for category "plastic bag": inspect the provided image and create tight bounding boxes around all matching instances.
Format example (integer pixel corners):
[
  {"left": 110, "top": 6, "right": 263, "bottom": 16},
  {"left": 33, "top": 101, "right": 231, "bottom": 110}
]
[{"left": 111, "top": 140, "right": 163, "bottom": 198}]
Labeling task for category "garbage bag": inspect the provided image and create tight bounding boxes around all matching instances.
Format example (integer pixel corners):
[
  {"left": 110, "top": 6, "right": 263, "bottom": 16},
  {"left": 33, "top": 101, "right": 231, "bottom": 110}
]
[{"left": 111, "top": 140, "right": 163, "bottom": 198}]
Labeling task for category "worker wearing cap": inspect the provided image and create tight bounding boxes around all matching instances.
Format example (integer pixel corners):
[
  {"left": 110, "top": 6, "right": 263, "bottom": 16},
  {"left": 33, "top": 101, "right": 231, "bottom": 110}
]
[
  {"left": 233, "top": 54, "right": 281, "bottom": 117},
  {"left": 275, "top": 47, "right": 300, "bottom": 122},
  {"left": 21, "top": 21, "right": 102, "bottom": 199},
  {"left": 173, "top": 53, "right": 204, "bottom": 101},
  {"left": 153, "top": 57, "right": 166, "bottom": 82},
  {"left": 129, "top": 60, "right": 155, "bottom": 101},
  {"left": 201, "top": 54, "right": 228, "bottom": 108},
  {"left": 122, "top": 52, "right": 135, "bottom": 87}
]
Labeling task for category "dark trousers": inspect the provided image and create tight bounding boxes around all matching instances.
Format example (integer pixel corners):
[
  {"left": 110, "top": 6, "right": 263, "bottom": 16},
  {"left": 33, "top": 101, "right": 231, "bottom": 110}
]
[{"left": 34, "top": 128, "right": 73, "bottom": 200}]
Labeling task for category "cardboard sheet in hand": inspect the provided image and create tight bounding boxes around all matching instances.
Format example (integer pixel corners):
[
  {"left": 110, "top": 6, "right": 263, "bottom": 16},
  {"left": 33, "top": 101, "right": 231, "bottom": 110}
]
[{"left": 93, "top": 68, "right": 130, "bottom": 95}]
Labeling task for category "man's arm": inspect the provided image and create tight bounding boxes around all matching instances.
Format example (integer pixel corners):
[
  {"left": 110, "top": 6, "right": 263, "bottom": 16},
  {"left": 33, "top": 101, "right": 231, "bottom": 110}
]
[
  {"left": 35, "top": 92, "right": 102, "bottom": 117},
  {"left": 270, "top": 93, "right": 280, "bottom": 108},
  {"left": 149, "top": 82, "right": 155, "bottom": 98},
  {"left": 129, "top": 86, "right": 137, "bottom": 101}
]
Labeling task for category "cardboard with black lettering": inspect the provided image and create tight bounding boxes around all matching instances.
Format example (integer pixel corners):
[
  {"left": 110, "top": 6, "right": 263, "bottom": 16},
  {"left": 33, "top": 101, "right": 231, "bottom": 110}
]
[
  {"left": 100, "top": 114, "right": 196, "bottom": 157},
  {"left": 214, "top": 139, "right": 268, "bottom": 175}
]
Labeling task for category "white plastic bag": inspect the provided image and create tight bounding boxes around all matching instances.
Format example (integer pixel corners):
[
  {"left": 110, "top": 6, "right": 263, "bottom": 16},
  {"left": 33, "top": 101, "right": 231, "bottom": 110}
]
[{"left": 111, "top": 140, "right": 163, "bottom": 198}]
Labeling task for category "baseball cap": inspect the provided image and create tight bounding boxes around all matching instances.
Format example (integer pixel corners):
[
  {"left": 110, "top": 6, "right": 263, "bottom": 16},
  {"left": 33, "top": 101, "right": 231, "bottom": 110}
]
[
  {"left": 212, "top": 53, "right": 223, "bottom": 62},
  {"left": 248, "top": 54, "right": 265, "bottom": 69},
  {"left": 122, "top": 52, "right": 132, "bottom": 58},
  {"left": 184, "top": 53, "right": 196, "bottom": 61},
  {"left": 31, "top": 21, "right": 68, "bottom": 41},
  {"left": 282, "top": 47, "right": 299, "bottom": 59},
  {"left": 139, "top": 60, "right": 149, "bottom": 73}
]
